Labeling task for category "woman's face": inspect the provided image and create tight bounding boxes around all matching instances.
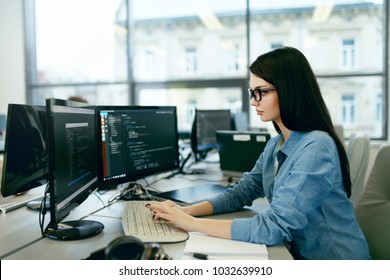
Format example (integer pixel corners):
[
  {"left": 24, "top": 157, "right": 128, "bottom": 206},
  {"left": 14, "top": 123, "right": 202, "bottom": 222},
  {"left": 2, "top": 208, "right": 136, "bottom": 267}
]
[{"left": 249, "top": 73, "right": 281, "bottom": 124}]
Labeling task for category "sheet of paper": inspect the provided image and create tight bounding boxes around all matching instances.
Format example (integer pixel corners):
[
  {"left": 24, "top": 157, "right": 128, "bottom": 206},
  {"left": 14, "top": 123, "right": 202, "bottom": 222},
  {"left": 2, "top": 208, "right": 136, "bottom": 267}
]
[{"left": 182, "top": 233, "right": 268, "bottom": 260}]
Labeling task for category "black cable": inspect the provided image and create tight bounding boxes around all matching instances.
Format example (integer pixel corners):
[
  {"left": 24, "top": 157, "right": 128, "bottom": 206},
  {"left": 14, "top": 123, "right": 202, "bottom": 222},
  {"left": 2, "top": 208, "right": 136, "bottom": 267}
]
[{"left": 38, "top": 182, "right": 50, "bottom": 237}]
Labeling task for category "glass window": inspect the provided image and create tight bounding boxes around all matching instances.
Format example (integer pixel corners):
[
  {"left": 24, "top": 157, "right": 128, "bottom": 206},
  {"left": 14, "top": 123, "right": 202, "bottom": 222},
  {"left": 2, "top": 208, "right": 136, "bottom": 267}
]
[
  {"left": 341, "top": 38, "right": 356, "bottom": 69},
  {"left": 225, "top": 42, "right": 241, "bottom": 73},
  {"left": 131, "top": 0, "right": 249, "bottom": 131},
  {"left": 26, "top": 0, "right": 129, "bottom": 105},
  {"left": 137, "top": 87, "right": 242, "bottom": 132},
  {"left": 131, "top": 0, "right": 248, "bottom": 82},
  {"left": 25, "top": 0, "right": 388, "bottom": 139},
  {"left": 184, "top": 46, "right": 197, "bottom": 74},
  {"left": 249, "top": 0, "right": 385, "bottom": 139},
  {"left": 341, "top": 94, "right": 356, "bottom": 126}
]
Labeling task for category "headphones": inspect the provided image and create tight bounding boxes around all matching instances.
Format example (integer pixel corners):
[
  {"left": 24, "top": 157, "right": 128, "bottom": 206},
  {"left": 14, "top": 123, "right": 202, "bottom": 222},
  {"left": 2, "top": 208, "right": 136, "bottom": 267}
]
[{"left": 86, "top": 236, "right": 172, "bottom": 260}]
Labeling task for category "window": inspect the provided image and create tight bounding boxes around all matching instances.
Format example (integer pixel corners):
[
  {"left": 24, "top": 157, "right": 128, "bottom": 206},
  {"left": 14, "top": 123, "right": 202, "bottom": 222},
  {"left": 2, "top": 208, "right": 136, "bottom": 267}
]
[
  {"left": 145, "top": 50, "right": 156, "bottom": 75},
  {"left": 376, "top": 93, "right": 383, "bottom": 122},
  {"left": 24, "top": 0, "right": 388, "bottom": 139},
  {"left": 184, "top": 47, "right": 197, "bottom": 74},
  {"left": 341, "top": 38, "right": 356, "bottom": 69},
  {"left": 225, "top": 42, "right": 241, "bottom": 73},
  {"left": 341, "top": 94, "right": 356, "bottom": 126}
]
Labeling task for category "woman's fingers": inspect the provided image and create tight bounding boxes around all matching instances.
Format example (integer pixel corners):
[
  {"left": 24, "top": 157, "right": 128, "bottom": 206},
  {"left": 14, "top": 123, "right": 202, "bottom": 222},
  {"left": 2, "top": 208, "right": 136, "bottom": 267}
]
[{"left": 146, "top": 201, "right": 194, "bottom": 231}]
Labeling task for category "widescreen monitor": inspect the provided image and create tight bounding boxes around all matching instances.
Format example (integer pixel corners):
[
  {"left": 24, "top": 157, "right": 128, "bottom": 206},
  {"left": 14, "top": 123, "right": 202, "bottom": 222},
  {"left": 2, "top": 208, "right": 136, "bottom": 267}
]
[
  {"left": 43, "top": 98, "right": 103, "bottom": 240},
  {"left": 190, "top": 109, "right": 232, "bottom": 160},
  {"left": 1, "top": 104, "right": 48, "bottom": 197},
  {"left": 97, "top": 106, "right": 180, "bottom": 189}
]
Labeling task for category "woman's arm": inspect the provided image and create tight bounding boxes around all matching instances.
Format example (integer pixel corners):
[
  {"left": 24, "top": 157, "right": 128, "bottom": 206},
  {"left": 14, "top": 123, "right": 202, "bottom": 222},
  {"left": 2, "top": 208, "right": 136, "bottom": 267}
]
[
  {"left": 147, "top": 200, "right": 232, "bottom": 239},
  {"left": 183, "top": 200, "right": 213, "bottom": 216}
]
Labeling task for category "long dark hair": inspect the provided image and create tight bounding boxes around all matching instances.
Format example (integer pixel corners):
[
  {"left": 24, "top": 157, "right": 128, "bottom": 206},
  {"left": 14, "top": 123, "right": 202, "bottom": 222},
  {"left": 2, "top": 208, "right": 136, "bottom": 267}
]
[{"left": 249, "top": 46, "right": 351, "bottom": 197}]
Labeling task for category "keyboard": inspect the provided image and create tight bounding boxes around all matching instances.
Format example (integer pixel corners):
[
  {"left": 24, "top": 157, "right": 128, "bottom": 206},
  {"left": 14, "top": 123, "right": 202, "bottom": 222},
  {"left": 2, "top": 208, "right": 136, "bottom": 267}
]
[
  {"left": 0, "top": 193, "right": 44, "bottom": 213},
  {"left": 122, "top": 200, "right": 189, "bottom": 243}
]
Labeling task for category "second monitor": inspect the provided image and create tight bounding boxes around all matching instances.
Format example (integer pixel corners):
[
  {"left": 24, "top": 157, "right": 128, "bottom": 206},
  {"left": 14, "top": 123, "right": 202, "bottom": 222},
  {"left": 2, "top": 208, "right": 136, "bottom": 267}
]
[
  {"left": 97, "top": 106, "right": 180, "bottom": 189},
  {"left": 191, "top": 109, "right": 233, "bottom": 161}
]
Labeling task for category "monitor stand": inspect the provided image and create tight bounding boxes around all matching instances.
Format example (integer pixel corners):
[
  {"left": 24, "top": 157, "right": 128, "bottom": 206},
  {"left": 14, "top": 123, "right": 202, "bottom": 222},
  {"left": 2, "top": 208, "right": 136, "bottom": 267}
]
[{"left": 44, "top": 220, "right": 104, "bottom": 240}]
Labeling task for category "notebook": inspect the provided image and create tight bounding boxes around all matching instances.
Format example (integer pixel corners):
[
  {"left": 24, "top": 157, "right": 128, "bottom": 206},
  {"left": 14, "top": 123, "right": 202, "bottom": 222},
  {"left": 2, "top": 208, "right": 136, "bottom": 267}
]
[
  {"left": 183, "top": 233, "right": 268, "bottom": 260},
  {"left": 216, "top": 130, "right": 271, "bottom": 177}
]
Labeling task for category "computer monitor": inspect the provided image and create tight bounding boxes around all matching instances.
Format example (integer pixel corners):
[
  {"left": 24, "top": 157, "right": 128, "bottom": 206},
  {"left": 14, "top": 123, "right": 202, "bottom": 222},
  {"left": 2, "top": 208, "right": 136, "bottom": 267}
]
[
  {"left": 1, "top": 104, "right": 48, "bottom": 197},
  {"left": 190, "top": 109, "right": 232, "bottom": 160},
  {"left": 216, "top": 130, "right": 271, "bottom": 177},
  {"left": 43, "top": 98, "right": 103, "bottom": 240},
  {"left": 96, "top": 106, "right": 180, "bottom": 189}
]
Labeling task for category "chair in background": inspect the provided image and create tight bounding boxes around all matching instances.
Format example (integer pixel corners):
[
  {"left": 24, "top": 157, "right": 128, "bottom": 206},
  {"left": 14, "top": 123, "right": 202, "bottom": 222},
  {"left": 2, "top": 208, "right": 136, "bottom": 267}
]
[
  {"left": 355, "top": 144, "right": 390, "bottom": 259},
  {"left": 334, "top": 124, "right": 346, "bottom": 149},
  {"left": 348, "top": 135, "right": 370, "bottom": 206},
  {"left": 347, "top": 133, "right": 356, "bottom": 159}
]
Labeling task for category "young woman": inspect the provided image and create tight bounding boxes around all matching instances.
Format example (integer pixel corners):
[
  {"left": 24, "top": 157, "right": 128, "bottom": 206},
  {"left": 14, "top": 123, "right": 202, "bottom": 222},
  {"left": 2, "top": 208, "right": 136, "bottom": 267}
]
[{"left": 148, "top": 47, "right": 371, "bottom": 260}]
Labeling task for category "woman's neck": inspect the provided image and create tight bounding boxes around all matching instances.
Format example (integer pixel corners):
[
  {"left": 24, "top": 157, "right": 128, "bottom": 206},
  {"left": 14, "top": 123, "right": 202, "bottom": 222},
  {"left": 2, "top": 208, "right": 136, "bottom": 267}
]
[{"left": 277, "top": 122, "right": 292, "bottom": 142}]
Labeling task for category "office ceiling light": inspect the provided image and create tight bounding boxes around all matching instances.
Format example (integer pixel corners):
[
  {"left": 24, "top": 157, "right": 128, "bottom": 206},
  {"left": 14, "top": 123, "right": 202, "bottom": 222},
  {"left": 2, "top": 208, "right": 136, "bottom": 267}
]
[
  {"left": 198, "top": 11, "right": 223, "bottom": 30},
  {"left": 312, "top": 3, "right": 333, "bottom": 23}
]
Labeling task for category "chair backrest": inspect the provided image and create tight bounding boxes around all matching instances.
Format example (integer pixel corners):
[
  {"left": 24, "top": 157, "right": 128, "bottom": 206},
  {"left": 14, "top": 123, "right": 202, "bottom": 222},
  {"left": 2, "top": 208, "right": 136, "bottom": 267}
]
[
  {"left": 334, "top": 124, "right": 345, "bottom": 149},
  {"left": 355, "top": 144, "right": 390, "bottom": 259},
  {"left": 347, "top": 133, "right": 356, "bottom": 159},
  {"left": 348, "top": 135, "right": 370, "bottom": 206}
]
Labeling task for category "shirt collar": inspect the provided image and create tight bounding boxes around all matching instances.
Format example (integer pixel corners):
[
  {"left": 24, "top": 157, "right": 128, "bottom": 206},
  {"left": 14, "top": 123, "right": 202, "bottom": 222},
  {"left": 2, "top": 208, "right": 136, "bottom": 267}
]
[{"left": 278, "top": 131, "right": 305, "bottom": 157}]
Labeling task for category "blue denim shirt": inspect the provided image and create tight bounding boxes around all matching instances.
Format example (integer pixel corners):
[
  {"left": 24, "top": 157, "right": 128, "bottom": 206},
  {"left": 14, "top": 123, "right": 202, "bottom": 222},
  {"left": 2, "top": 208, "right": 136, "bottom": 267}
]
[{"left": 208, "top": 131, "right": 371, "bottom": 260}]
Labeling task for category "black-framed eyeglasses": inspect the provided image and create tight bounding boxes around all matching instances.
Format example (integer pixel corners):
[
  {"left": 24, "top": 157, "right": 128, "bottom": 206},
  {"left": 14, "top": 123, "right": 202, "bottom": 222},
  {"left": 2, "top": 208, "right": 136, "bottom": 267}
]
[{"left": 248, "top": 87, "right": 276, "bottom": 102}]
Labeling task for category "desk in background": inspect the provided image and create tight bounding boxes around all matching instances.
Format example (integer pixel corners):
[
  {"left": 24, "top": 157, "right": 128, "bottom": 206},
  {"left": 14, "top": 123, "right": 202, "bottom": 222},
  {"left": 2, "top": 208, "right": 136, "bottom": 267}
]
[{"left": 0, "top": 160, "right": 293, "bottom": 260}]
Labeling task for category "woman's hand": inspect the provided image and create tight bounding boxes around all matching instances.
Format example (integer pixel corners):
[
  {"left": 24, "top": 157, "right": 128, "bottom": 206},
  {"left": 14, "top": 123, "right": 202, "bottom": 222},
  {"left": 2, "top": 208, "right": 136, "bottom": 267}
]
[
  {"left": 146, "top": 200, "right": 196, "bottom": 232},
  {"left": 146, "top": 200, "right": 231, "bottom": 239}
]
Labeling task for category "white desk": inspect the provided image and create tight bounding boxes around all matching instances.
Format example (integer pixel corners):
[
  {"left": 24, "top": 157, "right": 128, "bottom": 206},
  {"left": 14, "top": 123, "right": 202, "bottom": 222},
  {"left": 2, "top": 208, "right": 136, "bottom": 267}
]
[{"left": 0, "top": 161, "right": 293, "bottom": 260}]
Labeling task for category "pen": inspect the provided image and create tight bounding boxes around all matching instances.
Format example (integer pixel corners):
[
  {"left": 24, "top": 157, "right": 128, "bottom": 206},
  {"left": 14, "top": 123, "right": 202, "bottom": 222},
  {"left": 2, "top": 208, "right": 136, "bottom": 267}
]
[{"left": 192, "top": 253, "right": 208, "bottom": 260}]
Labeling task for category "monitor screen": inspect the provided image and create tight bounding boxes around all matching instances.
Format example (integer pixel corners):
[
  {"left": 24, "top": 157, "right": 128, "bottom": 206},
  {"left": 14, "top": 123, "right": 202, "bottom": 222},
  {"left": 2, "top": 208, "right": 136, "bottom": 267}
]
[
  {"left": 191, "top": 109, "right": 232, "bottom": 160},
  {"left": 44, "top": 98, "right": 103, "bottom": 240},
  {"left": 1, "top": 104, "right": 48, "bottom": 197},
  {"left": 97, "top": 106, "right": 180, "bottom": 188}
]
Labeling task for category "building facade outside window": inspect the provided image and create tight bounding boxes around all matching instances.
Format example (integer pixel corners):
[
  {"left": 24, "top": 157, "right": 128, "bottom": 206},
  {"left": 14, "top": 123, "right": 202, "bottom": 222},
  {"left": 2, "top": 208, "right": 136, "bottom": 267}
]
[{"left": 24, "top": 0, "right": 388, "bottom": 139}]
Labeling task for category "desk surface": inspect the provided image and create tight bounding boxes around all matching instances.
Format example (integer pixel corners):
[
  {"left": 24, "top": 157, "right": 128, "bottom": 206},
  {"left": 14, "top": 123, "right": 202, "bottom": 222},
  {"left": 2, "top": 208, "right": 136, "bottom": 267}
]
[{"left": 0, "top": 160, "right": 293, "bottom": 260}]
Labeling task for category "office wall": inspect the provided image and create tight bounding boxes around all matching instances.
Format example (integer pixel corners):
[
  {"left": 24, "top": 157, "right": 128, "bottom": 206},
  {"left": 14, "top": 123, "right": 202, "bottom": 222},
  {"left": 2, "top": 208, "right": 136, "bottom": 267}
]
[{"left": 0, "top": 0, "right": 26, "bottom": 115}]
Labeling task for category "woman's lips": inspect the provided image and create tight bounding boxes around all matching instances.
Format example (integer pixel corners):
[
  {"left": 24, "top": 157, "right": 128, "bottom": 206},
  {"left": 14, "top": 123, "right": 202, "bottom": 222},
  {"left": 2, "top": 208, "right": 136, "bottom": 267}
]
[{"left": 256, "top": 110, "right": 263, "bottom": 115}]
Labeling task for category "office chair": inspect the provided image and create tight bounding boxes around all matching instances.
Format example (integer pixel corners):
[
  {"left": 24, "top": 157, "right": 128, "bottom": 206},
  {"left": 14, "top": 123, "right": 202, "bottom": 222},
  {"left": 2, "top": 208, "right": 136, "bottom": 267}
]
[
  {"left": 348, "top": 135, "right": 370, "bottom": 206},
  {"left": 333, "top": 124, "right": 346, "bottom": 149},
  {"left": 347, "top": 133, "right": 356, "bottom": 159},
  {"left": 355, "top": 144, "right": 390, "bottom": 259}
]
